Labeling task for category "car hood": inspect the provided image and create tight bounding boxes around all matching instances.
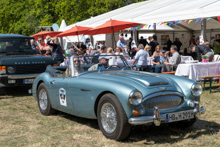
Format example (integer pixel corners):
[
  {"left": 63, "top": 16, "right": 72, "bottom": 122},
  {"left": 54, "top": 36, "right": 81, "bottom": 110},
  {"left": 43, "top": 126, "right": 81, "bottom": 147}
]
[
  {"left": 0, "top": 55, "right": 57, "bottom": 65},
  {"left": 81, "top": 70, "right": 182, "bottom": 96}
]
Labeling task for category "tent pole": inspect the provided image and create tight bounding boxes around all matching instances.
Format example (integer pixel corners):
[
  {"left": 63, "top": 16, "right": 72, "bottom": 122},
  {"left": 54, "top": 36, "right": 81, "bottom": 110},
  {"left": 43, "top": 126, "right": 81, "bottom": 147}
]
[
  {"left": 201, "top": 19, "right": 207, "bottom": 43},
  {"left": 153, "top": 23, "right": 156, "bottom": 38}
]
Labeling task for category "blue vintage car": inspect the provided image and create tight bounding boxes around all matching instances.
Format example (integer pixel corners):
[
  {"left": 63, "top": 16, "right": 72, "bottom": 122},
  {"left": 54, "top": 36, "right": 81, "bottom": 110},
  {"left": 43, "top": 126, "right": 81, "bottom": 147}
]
[{"left": 32, "top": 55, "right": 206, "bottom": 141}]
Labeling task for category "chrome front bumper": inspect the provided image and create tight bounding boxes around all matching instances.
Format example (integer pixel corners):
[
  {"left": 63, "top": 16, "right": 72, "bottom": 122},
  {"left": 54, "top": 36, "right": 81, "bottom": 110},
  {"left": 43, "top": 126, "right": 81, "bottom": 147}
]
[{"left": 128, "top": 106, "right": 206, "bottom": 126}]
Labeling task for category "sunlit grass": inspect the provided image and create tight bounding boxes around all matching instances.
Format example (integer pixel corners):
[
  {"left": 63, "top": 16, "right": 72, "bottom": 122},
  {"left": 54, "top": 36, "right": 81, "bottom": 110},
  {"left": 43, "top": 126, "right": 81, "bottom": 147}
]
[{"left": 0, "top": 86, "right": 219, "bottom": 147}]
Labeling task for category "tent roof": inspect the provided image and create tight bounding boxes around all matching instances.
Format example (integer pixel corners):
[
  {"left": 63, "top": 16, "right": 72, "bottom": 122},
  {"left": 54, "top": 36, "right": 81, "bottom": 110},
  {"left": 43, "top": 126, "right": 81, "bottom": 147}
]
[{"left": 59, "top": 0, "right": 220, "bottom": 32}]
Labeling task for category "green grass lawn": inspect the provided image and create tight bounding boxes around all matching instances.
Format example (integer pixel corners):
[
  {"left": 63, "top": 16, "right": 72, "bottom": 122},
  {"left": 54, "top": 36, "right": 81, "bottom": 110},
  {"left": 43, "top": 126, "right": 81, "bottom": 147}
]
[{"left": 0, "top": 85, "right": 219, "bottom": 147}]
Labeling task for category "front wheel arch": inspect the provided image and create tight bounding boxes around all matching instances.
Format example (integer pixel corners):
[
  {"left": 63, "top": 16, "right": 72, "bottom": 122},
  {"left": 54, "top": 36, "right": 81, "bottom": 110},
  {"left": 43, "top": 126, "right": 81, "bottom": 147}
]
[{"left": 94, "top": 91, "right": 114, "bottom": 117}]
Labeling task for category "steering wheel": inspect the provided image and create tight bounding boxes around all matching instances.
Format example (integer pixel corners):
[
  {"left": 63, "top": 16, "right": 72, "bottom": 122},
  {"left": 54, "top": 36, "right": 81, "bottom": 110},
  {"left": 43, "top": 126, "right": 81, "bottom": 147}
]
[{"left": 107, "top": 65, "right": 121, "bottom": 69}]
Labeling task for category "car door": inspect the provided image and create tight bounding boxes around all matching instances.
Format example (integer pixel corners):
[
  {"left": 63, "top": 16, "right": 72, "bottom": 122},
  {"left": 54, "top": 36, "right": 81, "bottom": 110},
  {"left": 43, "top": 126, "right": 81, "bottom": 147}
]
[
  {"left": 67, "top": 77, "right": 98, "bottom": 118},
  {"left": 49, "top": 76, "right": 75, "bottom": 114}
]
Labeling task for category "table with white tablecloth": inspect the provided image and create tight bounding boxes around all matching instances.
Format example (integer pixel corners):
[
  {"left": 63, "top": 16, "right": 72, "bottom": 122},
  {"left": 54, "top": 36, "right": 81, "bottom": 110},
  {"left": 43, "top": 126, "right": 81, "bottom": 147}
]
[
  {"left": 181, "top": 56, "right": 194, "bottom": 62},
  {"left": 175, "top": 62, "right": 220, "bottom": 81}
]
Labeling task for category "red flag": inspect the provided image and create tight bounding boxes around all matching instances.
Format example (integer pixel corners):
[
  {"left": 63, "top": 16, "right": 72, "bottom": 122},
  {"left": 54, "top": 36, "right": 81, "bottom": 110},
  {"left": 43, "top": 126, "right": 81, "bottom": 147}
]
[
  {"left": 217, "top": 16, "right": 220, "bottom": 22},
  {"left": 183, "top": 20, "right": 187, "bottom": 25},
  {"left": 160, "top": 22, "right": 164, "bottom": 26}
]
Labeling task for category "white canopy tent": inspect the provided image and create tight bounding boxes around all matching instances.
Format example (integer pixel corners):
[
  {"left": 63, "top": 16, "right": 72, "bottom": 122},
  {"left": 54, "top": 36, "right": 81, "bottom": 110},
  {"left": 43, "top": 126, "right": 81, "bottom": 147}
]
[
  {"left": 59, "top": 0, "right": 220, "bottom": 50},
  {"left": 59, "top": 0, "right": 220, "bottom": 29}
]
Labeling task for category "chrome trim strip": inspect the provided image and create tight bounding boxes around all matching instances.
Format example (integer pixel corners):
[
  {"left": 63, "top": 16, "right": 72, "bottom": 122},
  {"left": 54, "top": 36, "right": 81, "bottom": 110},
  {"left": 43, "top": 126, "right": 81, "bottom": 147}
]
[
  {"left": 8, "top": 74, "right": 39, "bottom": 79},
  {"left": 128, "top": 107, "right": 206, "bottom": 125}
]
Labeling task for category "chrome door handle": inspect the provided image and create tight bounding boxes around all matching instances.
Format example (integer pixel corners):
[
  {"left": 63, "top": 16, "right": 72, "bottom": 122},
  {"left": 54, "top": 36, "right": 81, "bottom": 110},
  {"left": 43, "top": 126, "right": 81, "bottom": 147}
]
[{"left": 50, "top": 80, "right": 55, "bottom": 84}]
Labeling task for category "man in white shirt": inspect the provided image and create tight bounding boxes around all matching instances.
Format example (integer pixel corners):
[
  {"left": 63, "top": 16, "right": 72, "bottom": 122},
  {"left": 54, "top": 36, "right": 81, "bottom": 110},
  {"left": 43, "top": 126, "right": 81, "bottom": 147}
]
[
  {"left": 131, "top": 44, "right": 149, "bottom": 71},
  {"left": 117, "top": 36, "right": 127, "bottom": 48}
]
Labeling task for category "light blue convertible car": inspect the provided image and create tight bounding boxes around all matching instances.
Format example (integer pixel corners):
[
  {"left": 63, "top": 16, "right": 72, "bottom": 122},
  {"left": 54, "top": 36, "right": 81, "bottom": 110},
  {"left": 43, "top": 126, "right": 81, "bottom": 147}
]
[{"left": 32, "top": 55, "right": 206, "bottom": 141}]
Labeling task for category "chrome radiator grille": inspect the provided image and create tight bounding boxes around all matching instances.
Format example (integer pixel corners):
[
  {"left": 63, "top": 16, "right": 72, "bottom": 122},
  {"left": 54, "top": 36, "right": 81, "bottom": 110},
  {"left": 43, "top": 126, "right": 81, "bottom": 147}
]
[{"left": 143, "top": 92, "right": 184, "bottom": 110}]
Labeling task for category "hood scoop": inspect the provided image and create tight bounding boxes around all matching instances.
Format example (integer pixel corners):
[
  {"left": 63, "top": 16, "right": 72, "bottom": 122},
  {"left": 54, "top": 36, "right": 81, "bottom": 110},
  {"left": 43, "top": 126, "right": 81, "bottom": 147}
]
[{"left": 148, "top": 82, "right": 169, "bottom": 86}]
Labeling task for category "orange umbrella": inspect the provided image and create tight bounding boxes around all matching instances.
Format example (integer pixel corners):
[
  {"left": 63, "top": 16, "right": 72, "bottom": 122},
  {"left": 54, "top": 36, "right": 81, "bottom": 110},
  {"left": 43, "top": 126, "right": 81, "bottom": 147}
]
[
  {"left": 85, "top": 19, "right": 142, "bottom": 35},
  {"left": 31, "top": 31, "right": 62, "bottom": 40},
  {"left": 84, "top": 19, "right": 142, "bottom": 47},
  {"left": 56, "top": 25, "right": 92, "bottom": 37}
]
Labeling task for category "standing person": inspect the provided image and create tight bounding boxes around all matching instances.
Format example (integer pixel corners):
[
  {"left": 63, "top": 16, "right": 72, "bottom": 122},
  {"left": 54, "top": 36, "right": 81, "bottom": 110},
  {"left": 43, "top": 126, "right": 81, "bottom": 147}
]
[
  {"left": 128, "top": 37, "right": 133, "bottom": 51},
  {"left": 139, "top": 36, "right": 148, "bottom": 47},
  {"left": 213, "top": 34, "right": 220, "bottom": 54},
  {"left": 148, "top": 36, "right": 159, "bottom": 56},
  {"left": 190, "top": 44, "right": 214, "bottom": 62},
  {"left": 131, "top": 44, "right": 148, "bottom": 70},
  {"left": 173, "top": 37, "right": 182, "bottom": 53},
  {"left": 47, "top": 37, "right": 64, "bottom": 64},
  {"left": 189, "top": 35, "right": 197, "bottom": 59},
  {"left": 189, "top": 35, "right": 197, "bottom": 45},
  {"left": 162, "top": 45, "right": 181, "bottom": 72},
  {"left": 166, "top": 37, "right": 172, "bottom": 51},
  {"left": 129, "top": 44, "right": 137, "bottom": 59},
  {"left": 30, "top": 39, "right": 37, "bottom": 51},
  {"left": 86, "top": 38, "right": 93, "bottom": 49},
  {"left": 37, "top": 36, "right": 47, "bottom": 55},
  {"left": 117, "top": 35, "right": 127, "bottom": 49}
]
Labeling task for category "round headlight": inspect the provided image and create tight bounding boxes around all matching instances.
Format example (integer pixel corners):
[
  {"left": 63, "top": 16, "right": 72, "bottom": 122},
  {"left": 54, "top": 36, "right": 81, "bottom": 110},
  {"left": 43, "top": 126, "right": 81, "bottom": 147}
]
[
  {"left": 129, "top": 91, "right": 143, "bottom": 106},
  {"left": 7, "top": 66, "right": 16, "bottom": 74},
  {"left": 191, "top": 83, "right": 202, "bottom": 96}
]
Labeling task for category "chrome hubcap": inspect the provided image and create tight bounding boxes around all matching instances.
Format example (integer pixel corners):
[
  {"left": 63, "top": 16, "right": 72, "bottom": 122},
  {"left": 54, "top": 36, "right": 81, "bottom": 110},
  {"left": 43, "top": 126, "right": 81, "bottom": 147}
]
[
  {"left": 100, "top": 103, "right": 117, "bottom": 133},
  {"left": 39, "top": 89, "right": 47, "bottom": 110}
]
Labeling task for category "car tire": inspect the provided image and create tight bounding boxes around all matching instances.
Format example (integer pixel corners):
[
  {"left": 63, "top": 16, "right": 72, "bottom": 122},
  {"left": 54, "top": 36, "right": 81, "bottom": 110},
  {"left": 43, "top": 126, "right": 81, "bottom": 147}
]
[
  {"left": 0, "top": 88, "right": 6, "bottom": 95},
  {"left": 175, "top": 117, "right": 197, "bottom": 128},
  {"left": 37, "top": 83, "right": 55, "bottom": 116},
  {"left": 97, "top": 93, "right": 131, "bottom": 141}
]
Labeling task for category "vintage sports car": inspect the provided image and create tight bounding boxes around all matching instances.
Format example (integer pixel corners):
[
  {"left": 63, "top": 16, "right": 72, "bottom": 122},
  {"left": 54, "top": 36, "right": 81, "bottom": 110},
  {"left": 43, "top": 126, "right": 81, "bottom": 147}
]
[{"left": 32, "top": 55, "right": 206, "bottom": 141}]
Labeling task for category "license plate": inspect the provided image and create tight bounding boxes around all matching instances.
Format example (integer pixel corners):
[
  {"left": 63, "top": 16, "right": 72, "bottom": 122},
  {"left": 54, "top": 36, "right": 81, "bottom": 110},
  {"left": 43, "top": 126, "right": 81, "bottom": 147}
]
[
  {"left": 23, "top": 79, "right": 34, "bottom": 84},
  {"left": 166, "top": 110, "right": 194, "bottom": 123}
]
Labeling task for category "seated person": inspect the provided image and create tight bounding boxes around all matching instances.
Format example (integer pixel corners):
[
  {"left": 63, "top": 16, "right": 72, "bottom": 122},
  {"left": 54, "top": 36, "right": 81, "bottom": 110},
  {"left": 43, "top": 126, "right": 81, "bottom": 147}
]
[
  {"left": 152, "top": 50, "right": 168, "bottom": 73},
  {"left": 88, "top": 56, "right": 109, "bottom": 71},
  {"left": 65, "top": 54, "right": 83, "bottom": 76},
  {"left": 162, "top": 45, "right": 181, "bottom": 72},
  {"left": 131, "top": 44, "right": 148, "bottom": 71}
]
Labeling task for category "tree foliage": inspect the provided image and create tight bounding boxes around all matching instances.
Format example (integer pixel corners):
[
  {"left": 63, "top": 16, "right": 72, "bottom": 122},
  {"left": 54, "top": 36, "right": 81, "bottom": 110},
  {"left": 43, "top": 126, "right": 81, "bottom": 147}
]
[{"left": 0, "top": 0, "right": 145, "bottom": 36}]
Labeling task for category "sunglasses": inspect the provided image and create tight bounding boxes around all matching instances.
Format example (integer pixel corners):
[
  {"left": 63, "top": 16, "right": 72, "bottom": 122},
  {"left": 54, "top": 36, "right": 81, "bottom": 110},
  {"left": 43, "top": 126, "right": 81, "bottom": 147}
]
[
  {"left": 38, "top": 40, "right": 42, "bottom": 42},
  {"left": 73, "top": 60, "right": 80, "bottom": 63}
]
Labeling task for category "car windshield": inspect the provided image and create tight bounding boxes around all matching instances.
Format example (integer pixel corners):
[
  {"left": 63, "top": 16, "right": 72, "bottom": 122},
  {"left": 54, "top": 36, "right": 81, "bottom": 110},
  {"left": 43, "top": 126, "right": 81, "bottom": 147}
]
[
  {"left": 67, "top": 55, "right": 130, "bottom": 76},
  {"left": 0, "top": 38, "right": 40, "bottom": 55}
]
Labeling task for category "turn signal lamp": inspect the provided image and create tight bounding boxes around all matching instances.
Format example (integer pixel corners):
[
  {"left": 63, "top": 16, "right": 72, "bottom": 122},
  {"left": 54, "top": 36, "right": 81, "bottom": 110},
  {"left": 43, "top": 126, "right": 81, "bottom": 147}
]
[
  {"left": 0, "top": 66, "right": 6, "bottom": 74},
  {"left": 0, "top": 66, "right": 6, "bottom": 70},
  {"left": 133, "top": 110, "right": 140, "bottom": 116},
  {"left": 53, "top": 63, "right": 58, "bottom": 66}
]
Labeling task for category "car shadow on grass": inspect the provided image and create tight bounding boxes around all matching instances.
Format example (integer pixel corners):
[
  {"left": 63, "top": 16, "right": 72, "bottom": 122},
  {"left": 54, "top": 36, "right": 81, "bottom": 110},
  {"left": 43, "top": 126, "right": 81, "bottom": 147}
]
[
  {"left": 53, "top": 111, "right": 220, "bottom": 144},
  {"left": 56, "top": 112, "right": 100, "bottom": 130},
  {"left": 126, "top": 119, "right": 220, "bottom": 144},
  {"left": 0, "top": 87, "right": 31, "bottom": 99}
]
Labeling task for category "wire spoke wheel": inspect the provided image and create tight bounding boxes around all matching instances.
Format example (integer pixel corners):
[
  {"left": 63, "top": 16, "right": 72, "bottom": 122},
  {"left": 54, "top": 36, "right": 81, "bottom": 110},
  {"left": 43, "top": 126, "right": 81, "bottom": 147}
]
[{"left": 100, "top": 103, "right": 117, "bottom": 133}]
